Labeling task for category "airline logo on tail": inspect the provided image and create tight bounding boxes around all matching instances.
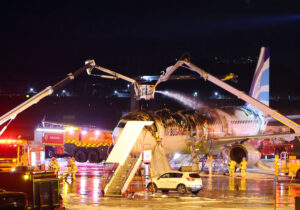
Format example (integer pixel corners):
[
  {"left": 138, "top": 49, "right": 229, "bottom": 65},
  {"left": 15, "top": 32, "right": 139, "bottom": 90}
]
[{"left": 249, "top": 47, "right": 270, "bottom": 106}]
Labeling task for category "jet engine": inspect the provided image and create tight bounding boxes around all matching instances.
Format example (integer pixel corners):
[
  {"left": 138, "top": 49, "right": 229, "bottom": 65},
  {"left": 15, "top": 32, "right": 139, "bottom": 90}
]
[{"left": 229, "top": 144, "right": 261, "bottom": 167}]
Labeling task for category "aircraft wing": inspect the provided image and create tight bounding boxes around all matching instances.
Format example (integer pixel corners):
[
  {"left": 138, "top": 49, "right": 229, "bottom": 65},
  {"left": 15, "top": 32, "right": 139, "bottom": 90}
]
[{"left": 212, "top": 133, "right": 300, "bottom": 146}]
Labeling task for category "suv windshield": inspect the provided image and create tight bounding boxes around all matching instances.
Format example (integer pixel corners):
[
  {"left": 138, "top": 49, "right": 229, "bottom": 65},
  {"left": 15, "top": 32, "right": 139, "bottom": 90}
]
[
  {"left": 0, "top": 145, "right": 18, "bottom": 158},
  {"left": 189, "top": 173, "right": 201, "bottom": 178}
]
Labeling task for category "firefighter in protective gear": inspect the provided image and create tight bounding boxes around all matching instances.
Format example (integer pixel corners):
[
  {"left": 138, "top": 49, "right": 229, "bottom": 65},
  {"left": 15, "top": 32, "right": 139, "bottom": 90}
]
[
  {"left": 65, "top": 157, "right": 77, "bottom": 181},
  {"left": 239, "top": 157, "right": 247, "bottom": 177},
  {"left": 228, "top": 160, "right": 237, "bottom": 177},
  {"left": 48, "top": 157, "right": 60, "bottom": 173}
]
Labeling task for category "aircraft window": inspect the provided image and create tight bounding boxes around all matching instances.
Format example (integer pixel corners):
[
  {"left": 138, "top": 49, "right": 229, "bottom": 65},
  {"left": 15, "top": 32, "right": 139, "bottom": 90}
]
[{"left": 117, "top": 122, "right": 126, "bottom": 128}]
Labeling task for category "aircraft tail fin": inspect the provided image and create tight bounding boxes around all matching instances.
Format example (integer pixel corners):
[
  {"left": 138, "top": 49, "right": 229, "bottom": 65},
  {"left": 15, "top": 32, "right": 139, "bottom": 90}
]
[{"left": 249, "top": 47, "right": 270, "bottom": 106}]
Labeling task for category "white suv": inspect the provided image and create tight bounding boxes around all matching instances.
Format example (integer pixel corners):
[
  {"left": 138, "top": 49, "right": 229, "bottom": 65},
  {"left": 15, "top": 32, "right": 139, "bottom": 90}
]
[{"left": 147, "top": 171, "right": 203, "bottom": 194}]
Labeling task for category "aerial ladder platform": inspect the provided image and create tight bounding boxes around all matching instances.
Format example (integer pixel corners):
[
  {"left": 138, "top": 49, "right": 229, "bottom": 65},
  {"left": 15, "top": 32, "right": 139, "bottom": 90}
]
[
  {"left": 154, "top": 52, "right": 300, "bottom": 135},
  {"left": 103, "top": 121, "right": 153, "bottom": 197}
]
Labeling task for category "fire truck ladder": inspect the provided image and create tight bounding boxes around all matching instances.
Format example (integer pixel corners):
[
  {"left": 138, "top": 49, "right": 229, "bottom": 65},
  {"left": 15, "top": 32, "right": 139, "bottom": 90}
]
[{"left": 104, "top": 121, "right": 152, "bottom": 197}]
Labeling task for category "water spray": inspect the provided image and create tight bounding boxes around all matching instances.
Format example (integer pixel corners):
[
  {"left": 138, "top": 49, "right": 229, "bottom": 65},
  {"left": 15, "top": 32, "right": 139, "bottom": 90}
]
[{"left": 155, "top": 90, "right": 205, "bottom": 110}]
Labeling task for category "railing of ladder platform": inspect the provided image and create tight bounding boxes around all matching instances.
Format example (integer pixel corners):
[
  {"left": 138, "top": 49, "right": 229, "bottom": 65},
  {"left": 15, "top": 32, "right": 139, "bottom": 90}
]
[
  {"left": 101, "top": 163, "right": 119, "bottom": 192},
  {"left": 121, "top": 154, "right": 142, "bottom": 194}
]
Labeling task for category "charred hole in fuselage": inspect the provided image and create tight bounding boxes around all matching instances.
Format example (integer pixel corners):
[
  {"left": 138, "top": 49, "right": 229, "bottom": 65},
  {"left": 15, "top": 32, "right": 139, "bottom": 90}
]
[{"left": 230, "top": 147, "right": 246, "bottom": 164}]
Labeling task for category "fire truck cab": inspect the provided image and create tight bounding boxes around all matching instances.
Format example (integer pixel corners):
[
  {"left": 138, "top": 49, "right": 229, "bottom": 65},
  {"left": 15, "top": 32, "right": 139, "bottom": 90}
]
[{"left": 0, "top": 139, "right": 45, "bottom": 171}]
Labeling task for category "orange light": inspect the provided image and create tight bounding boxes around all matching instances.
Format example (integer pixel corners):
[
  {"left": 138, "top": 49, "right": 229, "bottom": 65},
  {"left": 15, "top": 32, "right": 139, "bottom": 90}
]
[{"left": 0, "top": 139, "right": 24, "bottom": 144}]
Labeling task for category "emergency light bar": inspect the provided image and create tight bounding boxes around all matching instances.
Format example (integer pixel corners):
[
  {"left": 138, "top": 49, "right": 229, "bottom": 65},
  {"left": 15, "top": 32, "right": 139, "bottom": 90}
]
[{"left": 0, "top": 139, "right": 24, "bottom": 144}]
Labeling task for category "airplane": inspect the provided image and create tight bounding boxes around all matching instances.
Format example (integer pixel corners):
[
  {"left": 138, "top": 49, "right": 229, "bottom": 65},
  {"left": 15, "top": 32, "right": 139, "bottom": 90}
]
[{"left": 112, "top": 47, "right": 299, "bottom": 168}]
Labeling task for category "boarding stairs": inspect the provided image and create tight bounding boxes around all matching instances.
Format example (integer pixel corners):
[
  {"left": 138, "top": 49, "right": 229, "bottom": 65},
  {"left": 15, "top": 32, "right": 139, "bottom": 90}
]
[
  {"left": 104, "top": 154, "right": 142, "bottom": 196},
  {"left": 103, "top": 121, "right": 152, "bottom": 197}
]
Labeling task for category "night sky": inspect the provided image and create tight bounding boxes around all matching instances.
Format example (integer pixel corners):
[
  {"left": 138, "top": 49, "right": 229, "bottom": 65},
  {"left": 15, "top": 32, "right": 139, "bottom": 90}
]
[
  {"left": 0, "top": 1, "right": 300, "bottom": 138},
  {"left": 0, "top": 1, "right": 300, "bottom": 79}
]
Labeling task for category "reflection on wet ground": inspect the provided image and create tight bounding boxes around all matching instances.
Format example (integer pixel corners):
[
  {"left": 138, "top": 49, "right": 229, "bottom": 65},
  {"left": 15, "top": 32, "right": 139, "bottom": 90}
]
[{"left": 58, "top": 162, "right": 300, "bottom": 209}]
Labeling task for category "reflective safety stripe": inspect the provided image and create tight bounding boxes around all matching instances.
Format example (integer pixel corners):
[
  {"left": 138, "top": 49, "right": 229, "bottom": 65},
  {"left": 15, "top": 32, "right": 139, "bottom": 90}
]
[{"left": 72, "top": 142, "right": 112, "bottom": 147}]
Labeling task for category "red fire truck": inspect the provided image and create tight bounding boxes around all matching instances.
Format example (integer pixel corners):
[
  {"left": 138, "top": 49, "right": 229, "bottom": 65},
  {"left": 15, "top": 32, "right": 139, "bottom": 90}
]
[
  {"left": 0, "top": 139, "right": 45, "bottom": 171},
  {"left": 34, "top": 121, "right": 113, "bottom": 163},
  {"left": 260, "top": 139, "right": 293, "bottom": 157},
  {"left": 0, "top": 139, "right": 61, "bottom": 209}
]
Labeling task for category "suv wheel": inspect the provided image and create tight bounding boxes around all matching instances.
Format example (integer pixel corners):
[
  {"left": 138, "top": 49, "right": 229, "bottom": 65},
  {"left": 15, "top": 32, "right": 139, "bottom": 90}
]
[
  {"left": 177, "top": 184, "right": 187, "bottom": 194},
  {"left": 147, "top": 183, "right": 157, "bottom": 192}
]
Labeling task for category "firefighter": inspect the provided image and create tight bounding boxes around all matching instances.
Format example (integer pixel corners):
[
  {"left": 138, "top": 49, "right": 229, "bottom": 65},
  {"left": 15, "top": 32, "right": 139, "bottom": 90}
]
[
  {"left": 239, "top": 157, "right": 247, "bottom": 177},
  {"left": 228, "top": 160, "right": 237, "bottom": 177},
  {"left": 65, "top": 157, "right": 77, "bottom": 181},
  {"left": 48, "top": 157, "right": 60, "bottom": 173}
]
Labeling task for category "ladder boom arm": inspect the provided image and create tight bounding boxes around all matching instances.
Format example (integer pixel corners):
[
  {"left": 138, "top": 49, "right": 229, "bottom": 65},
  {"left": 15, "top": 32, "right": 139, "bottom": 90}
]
[
  {"left": 156, "top": 60, "right": 300, "bottom": 134},
  {"left": 0, "top": 62, "right": 94, "bottom": 132}
]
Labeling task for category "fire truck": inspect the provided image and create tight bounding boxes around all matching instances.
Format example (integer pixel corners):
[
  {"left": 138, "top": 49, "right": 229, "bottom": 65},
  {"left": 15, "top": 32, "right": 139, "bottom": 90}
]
[
  {"left": 34, "top": 121, "right": 113, "bottom": 163},
  {"left": 260, "top": 139, "right": 293, "bottom": 157},
  {"left": 0, "top": 139, "right": 61, "bottom": 209},
  {"left": 0, "top": 138, "right": 45, "bottom": 171}
]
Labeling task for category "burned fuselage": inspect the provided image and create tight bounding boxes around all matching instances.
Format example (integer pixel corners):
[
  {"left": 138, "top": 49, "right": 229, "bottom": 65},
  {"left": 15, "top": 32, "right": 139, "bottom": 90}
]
[{"left": 112, "top": 106, "right": 264, "bottom": 159}]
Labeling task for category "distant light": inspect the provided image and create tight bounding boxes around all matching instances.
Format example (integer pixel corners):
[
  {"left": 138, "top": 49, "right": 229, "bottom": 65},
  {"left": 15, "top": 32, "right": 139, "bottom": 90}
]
[
  {"left": 127, "top": 84, "right": 130, "bottom": 88},
  {"left": 193, "top": 92, "right": 198, "bottom": 97},
  {"left": 114, "top": 90, "right": 118, "bottom": 94},
  {"left": 62, "top": 90, "right": 66, "bottom": 93},
  {"left": 214, "top": 92, "right": 218, "bottom": 96},
  {"left": 23, "top": 175, "right": 29, "bottom": 180},
  {"left": 26, "top": 94, "right": 30, "bottom": 98},
  {"left": 95, "top": 130, "right": 100, "bottom": 136},
  {"left": 29, "top": 88, "right": 34, "bottom": 92},
  {"left": 82, "top": 130, "right": 87, "bottom": 135}
]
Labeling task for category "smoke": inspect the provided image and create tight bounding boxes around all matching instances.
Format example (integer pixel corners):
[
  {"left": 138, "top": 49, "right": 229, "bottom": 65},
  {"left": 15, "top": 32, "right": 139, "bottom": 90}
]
[{"left": 155, "top": 90, "right": 205, "bottom": 110}]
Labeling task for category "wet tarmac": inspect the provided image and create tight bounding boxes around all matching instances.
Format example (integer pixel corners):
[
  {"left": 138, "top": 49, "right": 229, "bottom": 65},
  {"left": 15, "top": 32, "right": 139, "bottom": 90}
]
[{"left": 53, "top": 159, "right": 300, "bottom": 209}]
